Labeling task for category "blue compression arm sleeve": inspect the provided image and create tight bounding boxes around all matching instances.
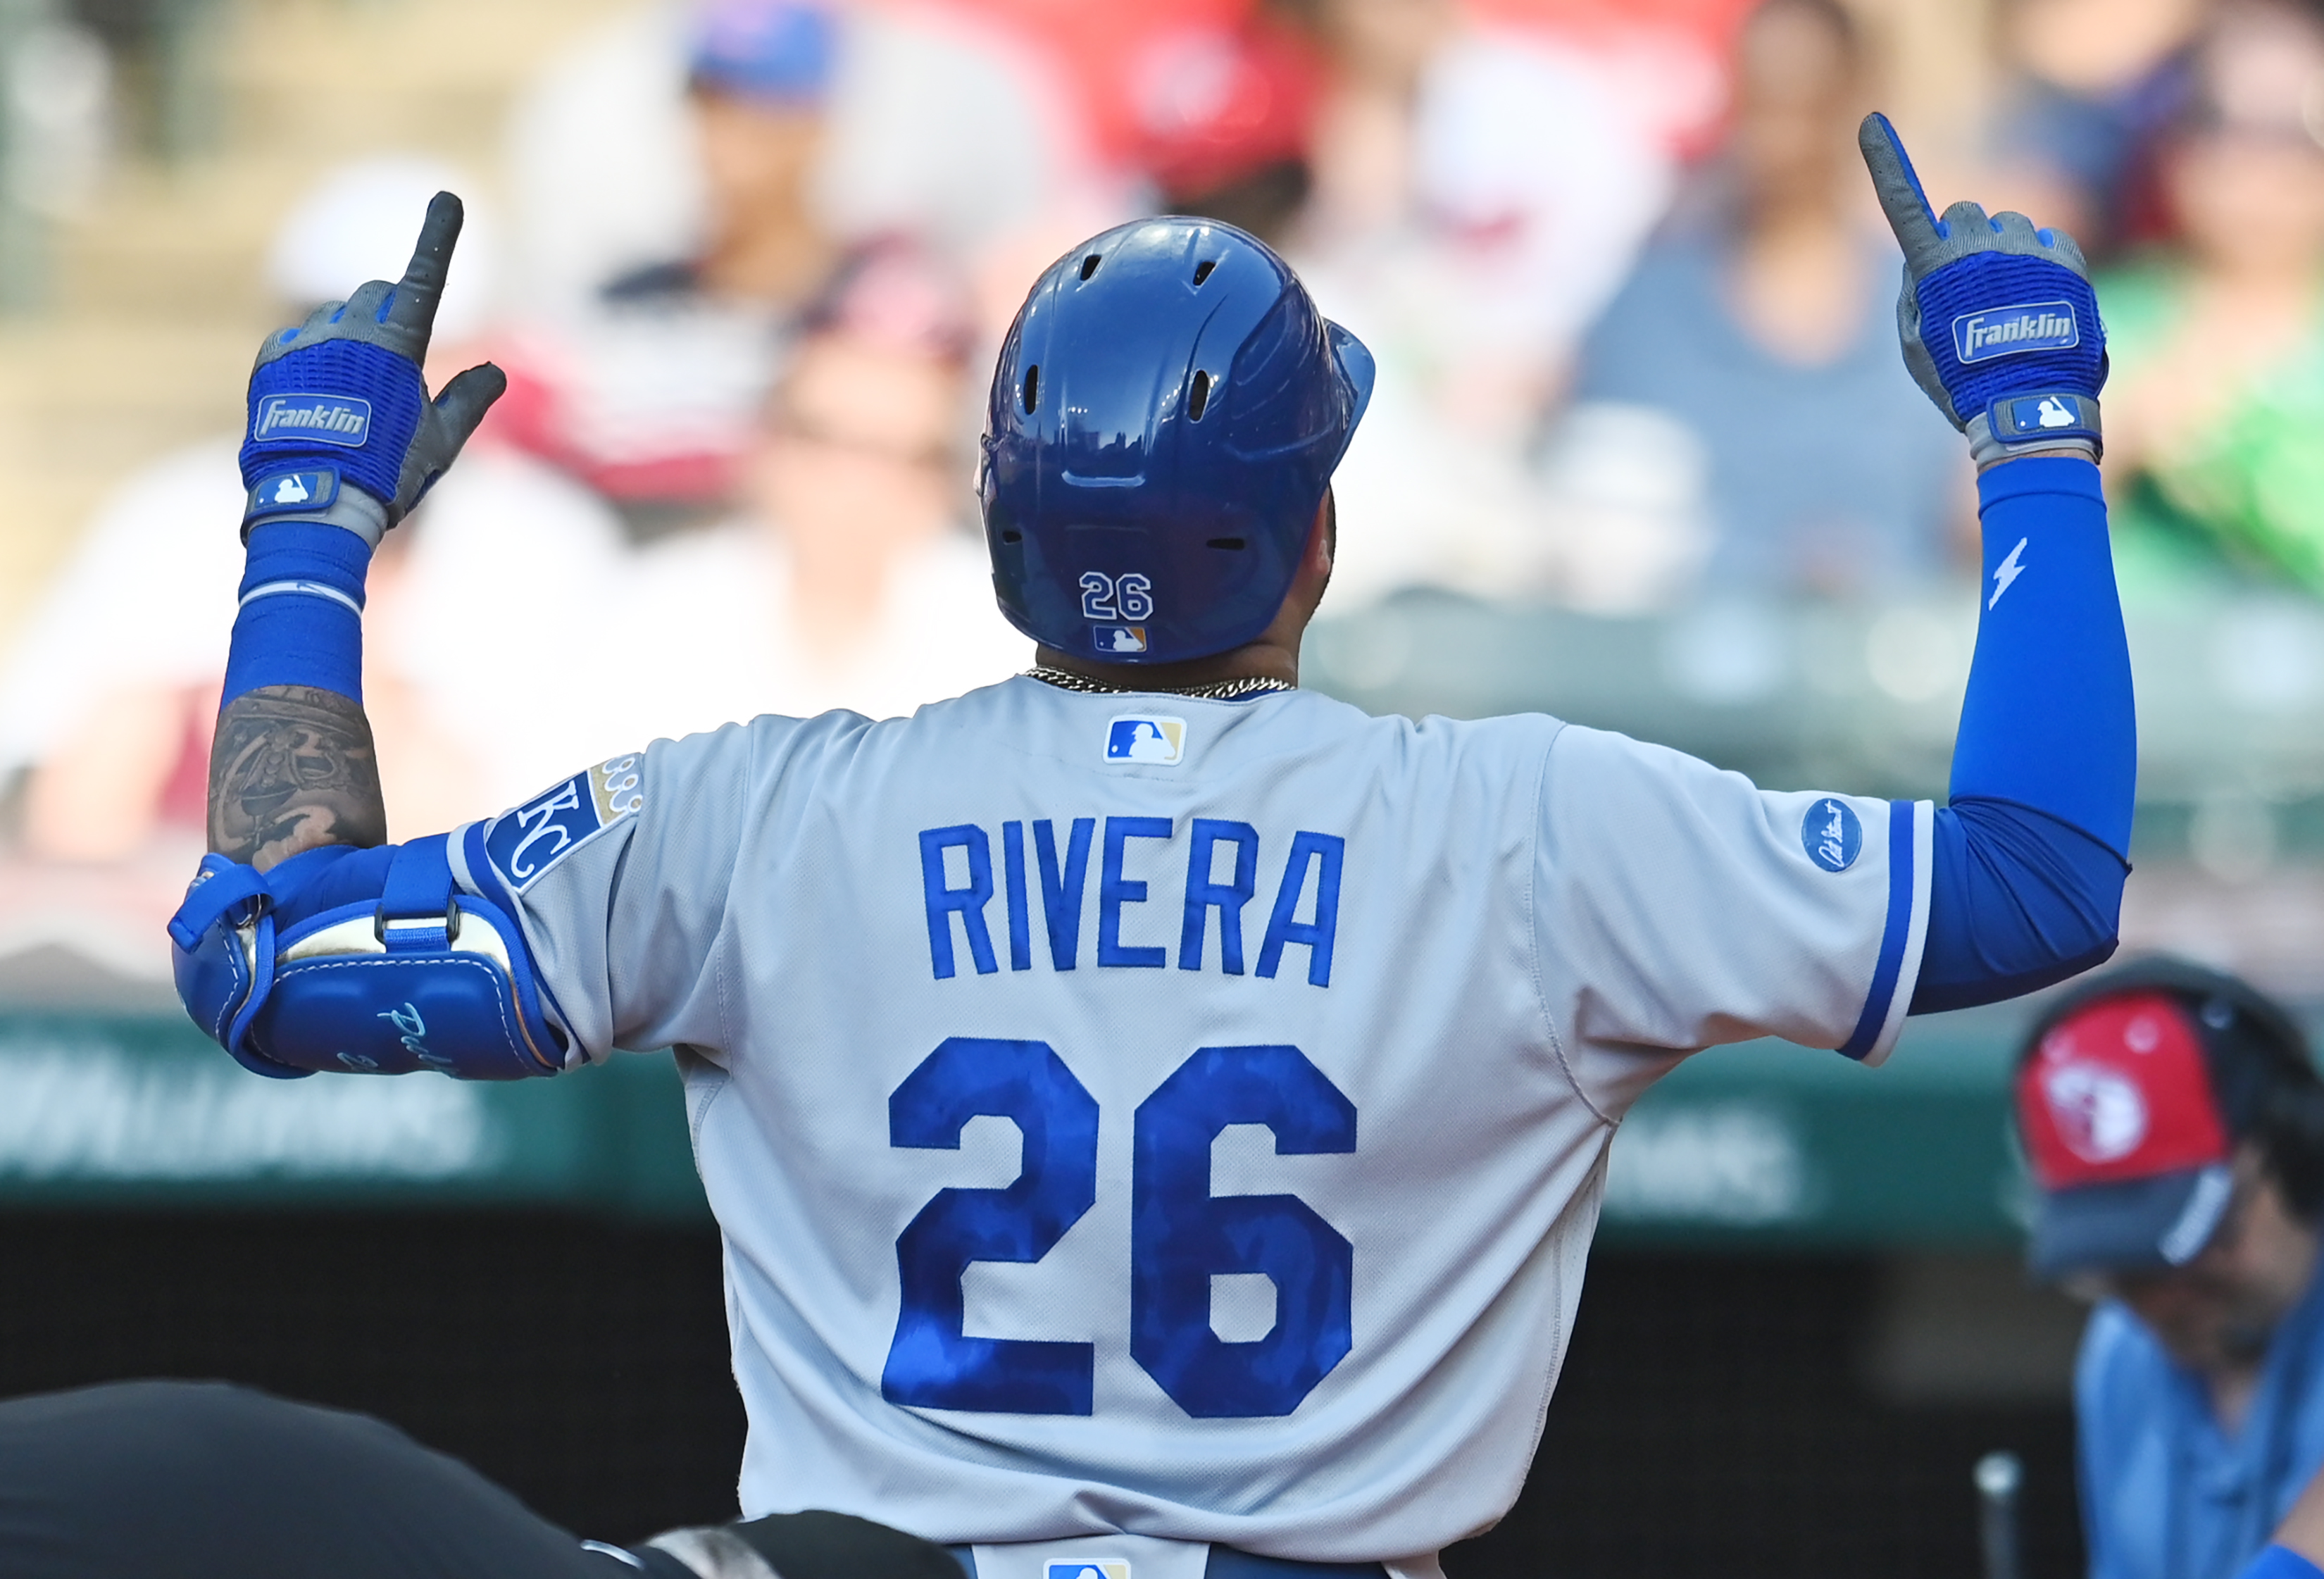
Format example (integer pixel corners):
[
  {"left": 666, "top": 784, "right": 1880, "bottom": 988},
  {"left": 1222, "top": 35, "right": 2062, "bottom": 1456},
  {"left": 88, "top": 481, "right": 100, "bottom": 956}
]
[{"left": 1909, "top": 457, "right": 2133, "bottom": 1014}]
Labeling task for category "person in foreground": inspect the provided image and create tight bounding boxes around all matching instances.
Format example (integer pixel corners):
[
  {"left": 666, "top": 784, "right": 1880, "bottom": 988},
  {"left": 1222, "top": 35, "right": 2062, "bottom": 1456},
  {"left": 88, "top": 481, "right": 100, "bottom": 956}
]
[
  {"left": 27, "top": 116, "right": 2123, "bottom": 1575},
  {"left": 2016, "top": 961, "right": 2324, "bottom": 1579}
]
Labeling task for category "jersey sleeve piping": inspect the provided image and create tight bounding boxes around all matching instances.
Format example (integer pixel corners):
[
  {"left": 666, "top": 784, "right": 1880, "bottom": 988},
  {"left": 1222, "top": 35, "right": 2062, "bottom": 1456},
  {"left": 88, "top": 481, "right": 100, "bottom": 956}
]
[
  {"left": 1838, "top": 799, "right": 1934, "bottom": 1067},
  {"left": 1525, "top": 718, "right": 1614, "bottom": 1129}
]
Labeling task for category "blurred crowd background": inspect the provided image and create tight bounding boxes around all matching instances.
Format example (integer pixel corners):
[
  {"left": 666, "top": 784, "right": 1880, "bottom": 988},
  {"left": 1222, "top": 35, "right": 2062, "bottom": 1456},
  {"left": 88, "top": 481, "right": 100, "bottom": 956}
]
[
  {"left": 2, "top": 3, "right": 2319, "bottom": 1571},
  {"left": 2, "top": 0, "right": 2324, "bottom": 1004}
]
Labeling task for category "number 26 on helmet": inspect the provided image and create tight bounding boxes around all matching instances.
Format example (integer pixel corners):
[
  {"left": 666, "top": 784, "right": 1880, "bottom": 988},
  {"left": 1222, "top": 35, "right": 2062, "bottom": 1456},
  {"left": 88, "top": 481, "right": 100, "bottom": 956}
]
[{"left": 980, "top": 217, "right": 1375, "bottom": 666}]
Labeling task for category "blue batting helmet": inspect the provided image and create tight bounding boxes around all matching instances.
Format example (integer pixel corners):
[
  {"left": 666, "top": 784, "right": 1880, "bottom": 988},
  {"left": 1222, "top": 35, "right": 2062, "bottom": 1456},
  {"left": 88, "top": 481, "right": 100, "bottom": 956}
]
[{"left": 979, "top": 216, "right": 1374, "bottom": 665}]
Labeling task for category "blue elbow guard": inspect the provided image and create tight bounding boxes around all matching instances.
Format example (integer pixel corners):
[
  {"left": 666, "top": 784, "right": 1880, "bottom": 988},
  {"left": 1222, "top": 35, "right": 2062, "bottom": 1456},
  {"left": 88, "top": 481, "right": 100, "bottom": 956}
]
[{"left": 167, "top": 835, "right": 567, "bottom": 1080}]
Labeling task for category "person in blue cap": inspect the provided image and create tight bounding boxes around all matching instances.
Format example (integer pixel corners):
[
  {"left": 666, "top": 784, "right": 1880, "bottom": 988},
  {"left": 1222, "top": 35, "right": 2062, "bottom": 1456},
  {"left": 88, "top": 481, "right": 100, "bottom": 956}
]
[
  {"left": 492, "top": 0, "right": 845, "bottom": 520},
  {"left": 606, "top": 0, "right": 839, "bottom": 311}
]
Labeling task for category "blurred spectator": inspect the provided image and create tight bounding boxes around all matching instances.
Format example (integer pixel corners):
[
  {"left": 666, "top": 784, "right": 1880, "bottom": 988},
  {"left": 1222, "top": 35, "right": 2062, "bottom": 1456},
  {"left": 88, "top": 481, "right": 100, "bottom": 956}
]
[
  {"left": 1982, "top": 0, "right": 2205, "bottom": 260},
  {"left": 265, "top": 157, "right": 502, "bottom": 341},
  {"left": 0, "top": 159, "right": 630, "bottom": 870},
  {"left": 2015, "top": 963, "right": 2324, "bottom": 1579},
  {"left": 488, "top": 0, "right": 842, "bottom": 522},
  {"left": 1124, "top": 11, "right": 1323, "bottom": 246},
  {"left": 1289, "top": 0, "right": 1672, "bottom": 420},
  {"left": 2099, "top": 0, "right": 2324, "bottom": 600},
  {"left": 633, "top": 0, "right": 839, "bottom": 308},
  {"left": 6, "top": 15, "right": 112, "bottom": 226},
  {"left": 1274, "top": 0, "right": 1676, "bottom": 606},
  {"left": 1468, "top": 0, "right": 1747, "bottom": 159},
  {"left": 1553, "top": 0, "right": 1963, "bottom": 606},
  {"left": 502, "top": 1, "right": 1075, "bottom": 313},
  {"left": 605, "top": 244, "right": 1027, "bottom": 739}
]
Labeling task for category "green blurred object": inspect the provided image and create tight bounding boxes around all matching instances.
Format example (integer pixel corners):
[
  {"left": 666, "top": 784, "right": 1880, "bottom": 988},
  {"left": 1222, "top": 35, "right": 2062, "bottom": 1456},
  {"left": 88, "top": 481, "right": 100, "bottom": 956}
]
[
  {"left": 2099, "top": 261, "right": 2324, "bottom": 597},
  {"left": 0, "top": 1012, "right": 711, "bottom": 1220},
  {"left": 148, "top": 0, "right": 223, "bottom": 161},
  {"left": 0, "top": 1007, "right": 2040, "bottom": 1249},
  {"left": 1305, "top": 591, "right": 2324, "bottom": 860},
  {"left": 1596, "top": 1006, "right": 2033, "bottom": 1249},
  {"left": 0, "top": 0, "right": 61, "bottom": 313}
]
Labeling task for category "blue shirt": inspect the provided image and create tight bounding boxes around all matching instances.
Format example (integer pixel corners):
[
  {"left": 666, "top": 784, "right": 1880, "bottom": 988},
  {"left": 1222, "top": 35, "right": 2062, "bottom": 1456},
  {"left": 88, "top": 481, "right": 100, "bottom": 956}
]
[
  {"left": 1570, "top": 230, "right": 1961, "bottom": 594},
  {"left": 2078, "top": 1268, "right": 2324, "bottom": 1579}
]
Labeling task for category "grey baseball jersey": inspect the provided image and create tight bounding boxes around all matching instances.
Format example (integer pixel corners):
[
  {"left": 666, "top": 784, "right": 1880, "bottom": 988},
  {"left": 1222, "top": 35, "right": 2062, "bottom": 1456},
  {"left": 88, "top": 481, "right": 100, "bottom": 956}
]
[{"left": 444, "top": 678, "right": 1931, "bottom": 1575}]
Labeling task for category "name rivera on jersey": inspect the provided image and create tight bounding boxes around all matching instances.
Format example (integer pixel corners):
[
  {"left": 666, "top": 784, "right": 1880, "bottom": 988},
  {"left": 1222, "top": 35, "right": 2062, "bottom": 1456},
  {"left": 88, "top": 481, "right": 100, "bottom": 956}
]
[{"left": 918, "top": 816, "right": 1345, "bottom": 987}]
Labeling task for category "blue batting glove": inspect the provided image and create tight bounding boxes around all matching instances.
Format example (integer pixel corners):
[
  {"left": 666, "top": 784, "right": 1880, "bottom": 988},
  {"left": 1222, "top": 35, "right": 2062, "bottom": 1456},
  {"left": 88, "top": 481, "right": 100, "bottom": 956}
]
[
  {"left": 1859, "top": 113, "right": 2106, "bottom": 465},
  {"left": 238, "top": 192, "right": 506, "bottom": 544}
]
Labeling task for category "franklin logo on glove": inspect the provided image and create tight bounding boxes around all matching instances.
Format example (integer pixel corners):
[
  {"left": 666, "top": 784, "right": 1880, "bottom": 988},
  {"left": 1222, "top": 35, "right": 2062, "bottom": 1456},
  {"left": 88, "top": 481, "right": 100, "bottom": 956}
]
[
  {"left": 1951, "top": 303, "right": 2080, "bottom": 363},
  {"left": 1858, "top": 113, "right": 2106, "bottom": 466},
  {"left": 253, "top": 394, "right": 372, "bottom": 445}
]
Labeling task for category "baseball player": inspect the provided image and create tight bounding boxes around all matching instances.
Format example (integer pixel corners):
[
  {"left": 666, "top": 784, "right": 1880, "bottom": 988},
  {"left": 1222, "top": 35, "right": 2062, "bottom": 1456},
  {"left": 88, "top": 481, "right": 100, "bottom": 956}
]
[{"left": 151, "top": 116, "right": 2128, "bottom": 1578}]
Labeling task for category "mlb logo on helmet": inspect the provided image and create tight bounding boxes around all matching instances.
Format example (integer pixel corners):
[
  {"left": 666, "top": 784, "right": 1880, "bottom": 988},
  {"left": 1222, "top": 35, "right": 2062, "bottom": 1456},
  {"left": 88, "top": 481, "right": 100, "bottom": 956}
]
[
  {"left": 1105, "top": 715, "right": 1185, "bottom": 764},
  {"left": 1047, "top": 1563, "right": 1129, "bottom": 1579},
  {"left": 1950, "top": 300, "right": 2079, "bottom": 363},
  {"left": 1092, "top": 625, "right": 1148, "bottom": 654}
]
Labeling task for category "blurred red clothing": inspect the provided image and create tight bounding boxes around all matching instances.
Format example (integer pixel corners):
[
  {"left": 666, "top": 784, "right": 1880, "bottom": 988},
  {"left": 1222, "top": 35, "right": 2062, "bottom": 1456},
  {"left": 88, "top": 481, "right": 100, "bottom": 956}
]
[
  {"left": 917, "top": 0, "right": 1756, "bottom": 172},
  {"left": 913, "top": 0, "right": 1248, "bottom": 169},
  {"left": 1473, "top": 0, "right": 1754, "bottom": 37}
]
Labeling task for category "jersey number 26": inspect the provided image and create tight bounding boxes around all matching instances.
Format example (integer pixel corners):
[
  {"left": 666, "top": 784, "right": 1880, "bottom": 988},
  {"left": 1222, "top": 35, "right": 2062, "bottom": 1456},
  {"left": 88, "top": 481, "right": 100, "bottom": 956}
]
[{"left": 882, "top": 1037, "right": 1355, "bottom": 1418}]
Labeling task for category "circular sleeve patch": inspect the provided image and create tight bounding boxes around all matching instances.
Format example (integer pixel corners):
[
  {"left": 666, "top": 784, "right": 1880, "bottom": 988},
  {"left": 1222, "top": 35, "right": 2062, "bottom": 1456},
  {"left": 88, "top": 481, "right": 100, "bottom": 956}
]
[{"left": 1801, "top": 797, "right": 1863, "bottom": 873}]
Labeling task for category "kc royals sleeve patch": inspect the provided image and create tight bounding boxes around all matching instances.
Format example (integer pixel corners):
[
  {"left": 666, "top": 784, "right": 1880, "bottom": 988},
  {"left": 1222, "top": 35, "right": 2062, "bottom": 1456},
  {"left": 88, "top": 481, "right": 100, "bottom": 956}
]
[{"left": 483, "top": 753, "right": 645, "bottom": 892}]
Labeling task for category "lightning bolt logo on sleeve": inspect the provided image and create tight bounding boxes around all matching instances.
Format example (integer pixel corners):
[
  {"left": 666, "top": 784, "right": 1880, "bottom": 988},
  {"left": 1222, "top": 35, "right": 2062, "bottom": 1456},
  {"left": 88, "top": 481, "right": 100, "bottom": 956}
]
[{"left": 1989, "top": 536, "right": 2028, "bottom": 610}]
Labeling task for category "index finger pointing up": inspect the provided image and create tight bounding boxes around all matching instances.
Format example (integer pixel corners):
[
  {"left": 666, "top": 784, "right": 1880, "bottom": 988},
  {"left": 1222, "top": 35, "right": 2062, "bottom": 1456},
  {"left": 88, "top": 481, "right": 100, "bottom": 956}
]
[
  {"left": 1858, "top": 113, "right": 1944, "bottom": 264},
  {"left": 383, "top": 191, "right": 465, "bottom": 344}
]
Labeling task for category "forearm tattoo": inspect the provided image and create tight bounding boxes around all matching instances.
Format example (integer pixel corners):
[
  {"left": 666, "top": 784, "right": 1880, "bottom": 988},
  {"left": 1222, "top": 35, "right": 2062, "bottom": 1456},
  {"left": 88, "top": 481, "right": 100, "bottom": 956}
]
[{"left": 207, "top": 685, "right": 387, "bottom": 869}]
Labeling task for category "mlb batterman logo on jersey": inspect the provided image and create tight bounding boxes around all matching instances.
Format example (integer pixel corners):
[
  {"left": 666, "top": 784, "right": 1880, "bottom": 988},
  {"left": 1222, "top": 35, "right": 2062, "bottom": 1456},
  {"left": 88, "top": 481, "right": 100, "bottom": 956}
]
[{"left": 1105, "top": 716, "right": 1185, "bottom": 764}]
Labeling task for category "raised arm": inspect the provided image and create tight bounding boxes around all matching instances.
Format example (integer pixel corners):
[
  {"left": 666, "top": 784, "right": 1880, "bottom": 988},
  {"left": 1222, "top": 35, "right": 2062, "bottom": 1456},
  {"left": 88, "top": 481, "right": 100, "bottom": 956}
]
[
  {"left": 167, "top": 198, "right": 574, "bottom": 1083},
  {"left": 1856, "top": 114, "right": 2134, "bottom": 1017},
  {"left": 202, "top": 193, "right": 498, "bottom": 872}
]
